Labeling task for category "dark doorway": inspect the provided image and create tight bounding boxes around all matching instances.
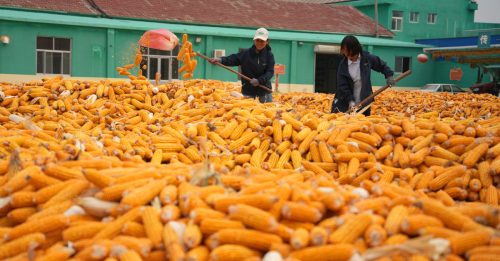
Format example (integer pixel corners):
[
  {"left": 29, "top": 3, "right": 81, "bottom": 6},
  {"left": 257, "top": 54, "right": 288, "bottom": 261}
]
[{"left": 315, "top": 53, "right": 343, "bottom": 94}]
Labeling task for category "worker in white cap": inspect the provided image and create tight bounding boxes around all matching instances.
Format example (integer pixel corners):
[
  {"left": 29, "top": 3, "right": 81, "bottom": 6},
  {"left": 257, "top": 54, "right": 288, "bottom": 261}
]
[{"left": 210, "top": 28, "right": 275, "bottom": 103}]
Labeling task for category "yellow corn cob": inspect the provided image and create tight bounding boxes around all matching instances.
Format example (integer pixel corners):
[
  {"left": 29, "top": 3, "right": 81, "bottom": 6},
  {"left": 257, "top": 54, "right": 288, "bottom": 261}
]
[
  {"left": 230, "top": 121, "right": 249, "bottom": 141},
  {"left": 62, "top": 222, "right": 106, "bottom": 241},
  {"left": 364, "top": 223, "right": 387, "bottom": 247},
  {"left": 291, "top": 227, "right": 310, "bottom": 250},
  {"left": 449, "top": 229, "right": 492, "bottom": 255},
  {"left": 384, "top": 205, "right": 409, "bottom": 235},
  {"left": 7, "top": 214, "right": 69, "bottom": 240},
  {"left": 122, "top": 221, "right": 147, "bottom": 238},
  {"left": 200, "top": 218, "right": 245, "bottom": 236},
  {"left": 414, "top": 198, "right": 485, "bottom": 231},
  {"left": 96, "top": 178, "right": 151, "bottom": 201},
  {"left": 267, "top": 152, "right": 280, "bottom": 169},
  {"left": 142, "top": 207, "right": 163, "bottom": 248},
  {"left": 209, "top": 228, "right": 282, "bottom": 251},
  {"left": 210, "top": 244, "right": 260, "bottom": 261},
  {"left": 44, "top": 163, "right": 84, "bottom": 180},
  {"left": 9, "top": 191, "right": 35, "bottom": 208},
  {"left": 43, "top": 180, "right": 89, "bottom": 209},
  {"left": 184, "top": 221, "right": 202, "bottom": 249},
  {"left": 0, "top": 232, "right": 45, "bottom": 259},
  {"left": 419, "top": 226, "right": 461, "bottom": 238},
  {"left": 484, "top": 185, "right": 498, "bottom": 205},
  {"left": 289, "top": 244, "right": 354, "bottom": 261},
  {"left": 187, "top": 246, "right": 209, "bottom": 261},
  {"left": 0, "top": 165, "right": 37, "bottom": 196},
  {"left": 428, "top": 165, "right": 467, "bottom": 191},
  {"left": 298, "top": 130, "right": 318, "bottom": 155},
  {"left": 463, "top": 143, "right": 489, "bottom": 167},
  {"left": 317, "top": 141, "right": 333, "bottom": 163},
  {"left": 228, "top": 132, "right": 258, "bottom": 151},
  {"left": 329, "top": 213, "right": 372, "bottom": 244},
  {"left": 121, "top": 178, "right": 167, "bottom": 208},
  {"left": 276, "top": 149, "right": 291, "bottom": 169},
  {"left": 93, "top": 206, "right": 143, "bottom": 240},
  {"left": 208, "top": 132, "right": 227, "bottom": 146},
  {"left": 282, "top": 202, "right": 322, "bottom": 223},
  {"left": 250, "top": 149, "right": 263, "bottom": 168},
  {"left": 6, "top": 207, "right": 36, "bottom": 224},
  {"left": 228, "top": 204, "right": 278, "bottom": 232},
  {"left": 401, "top": 214, "right": 444, "bottom": 235},
  {"left": 83, "top": 169, "right": 115, "bottom": 188}
]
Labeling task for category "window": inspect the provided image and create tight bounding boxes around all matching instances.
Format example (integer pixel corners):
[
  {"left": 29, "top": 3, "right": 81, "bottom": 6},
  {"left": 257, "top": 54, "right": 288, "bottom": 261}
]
[
  {"left": 428, "top": 13, "right": 437, "bottom": 24},
  {"left": 442, "top": 85, "right": 451, "bottom": 92},
  {"left": 36, "top": 37, "right": 71, "bottom": 75},
  {"left": 395, "top": 56, "right": 411, "bottom": 73},
  {"left": 391, "top": 11, "right": 403, "bottom": 31},
  {"left": 409, "top": 12, "right": 419, "bottom": 23},
  {"left": 139, "top": 46, "right": 179, "bottom": 81}
]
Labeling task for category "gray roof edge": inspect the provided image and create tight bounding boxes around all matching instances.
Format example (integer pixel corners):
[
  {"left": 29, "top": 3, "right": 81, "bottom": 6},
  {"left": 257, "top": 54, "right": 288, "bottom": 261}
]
[{"left": 0, "top": 8, "right": 423, "bottom": 48}]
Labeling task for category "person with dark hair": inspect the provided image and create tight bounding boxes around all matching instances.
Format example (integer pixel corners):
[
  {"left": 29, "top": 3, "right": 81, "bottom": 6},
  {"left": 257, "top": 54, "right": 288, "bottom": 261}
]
[
  {"left": 210, "top": 28, "right": 275, "bottom": 103},
  {"left": 331, "top": 35, "right": 395, "bottom": 115}
]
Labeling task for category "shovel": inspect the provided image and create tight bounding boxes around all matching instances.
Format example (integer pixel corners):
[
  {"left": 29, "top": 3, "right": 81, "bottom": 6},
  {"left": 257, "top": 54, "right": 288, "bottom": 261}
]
[
  {"left": 348, "top": 70, "right": 412, "bottom": 114},
  {"left": 196, "top": 52, "right": 273, "bottom": 93}
]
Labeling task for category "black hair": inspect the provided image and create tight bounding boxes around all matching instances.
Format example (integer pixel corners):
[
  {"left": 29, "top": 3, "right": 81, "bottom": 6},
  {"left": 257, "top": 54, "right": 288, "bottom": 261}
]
[{"left": 340, "top": 35, "right": 362, "bottom": 56}]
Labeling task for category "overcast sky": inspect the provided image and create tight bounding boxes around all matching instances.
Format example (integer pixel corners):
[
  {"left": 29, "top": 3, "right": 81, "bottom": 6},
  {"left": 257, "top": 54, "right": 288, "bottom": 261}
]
[{"left": 475, "top": 0, "right": 500, "bottom": 23}]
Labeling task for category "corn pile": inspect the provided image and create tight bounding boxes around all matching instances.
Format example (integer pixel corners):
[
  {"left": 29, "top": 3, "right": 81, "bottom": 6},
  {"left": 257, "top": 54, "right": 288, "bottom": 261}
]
[
  {"left": 273, "top": 93, "right": 334, "bottom": 113},
  {"left": 0, "top": 77, "right": 499, "bottom": 260},
  {"left": 273, "top": 90, "right": 500, "bottom": 120},
  {"left": 372, "top": 90, "right": 500, "bottom": 120}
]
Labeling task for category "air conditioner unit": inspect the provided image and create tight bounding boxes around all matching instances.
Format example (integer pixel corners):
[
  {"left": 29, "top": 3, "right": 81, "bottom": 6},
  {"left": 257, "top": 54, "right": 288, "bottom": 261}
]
[{"left": 213, "top": 49, "right": 226, "bottom": 58}]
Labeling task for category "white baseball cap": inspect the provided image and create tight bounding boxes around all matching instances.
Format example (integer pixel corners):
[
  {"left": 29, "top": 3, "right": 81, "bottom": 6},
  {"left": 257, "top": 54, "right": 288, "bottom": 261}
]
[{"left": 253, "top": 28, "right": 269, "bottom": 41}]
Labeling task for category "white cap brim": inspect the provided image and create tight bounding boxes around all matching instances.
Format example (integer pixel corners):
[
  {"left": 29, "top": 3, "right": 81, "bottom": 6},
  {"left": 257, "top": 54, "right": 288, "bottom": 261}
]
[{"left": 253, "top": 36, "right": 268, "bottom": 41}]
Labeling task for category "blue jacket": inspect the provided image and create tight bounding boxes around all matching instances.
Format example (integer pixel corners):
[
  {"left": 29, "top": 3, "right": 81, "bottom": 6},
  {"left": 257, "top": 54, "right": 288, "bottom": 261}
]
[
  {"left": 221, "top": 45, "right": 275, "bottom": 97},
  {"left": 332, "top": 51, "right": 393, "bottom": 113}
]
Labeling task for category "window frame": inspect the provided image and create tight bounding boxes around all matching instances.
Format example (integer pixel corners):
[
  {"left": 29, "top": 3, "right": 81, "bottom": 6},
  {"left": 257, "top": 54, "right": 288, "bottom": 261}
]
[
  {"left": 394, "top": 56, "right": 411, "bottom": 73},
  {"left": 36, "top": 36, "right": 72, "bottom": 76},
  {"left": 140, "top": 46, "right": 180, "bottom": 82},
  {"left": 391, "top": 10, "right": 404, "bottom": 31},
  {"left": 427, "top": 13, "right": 437, "bottom": 24},
  {"left": 409, "top": 12, "right": 419, "bottom": 23}
]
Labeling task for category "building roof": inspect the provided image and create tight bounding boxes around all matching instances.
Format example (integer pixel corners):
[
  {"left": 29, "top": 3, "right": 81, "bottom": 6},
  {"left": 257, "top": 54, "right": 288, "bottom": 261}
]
[
  {"left": 0, "top": 8, "right": 426, "bottom": 49},
  {"left": 275, "top": 0, "right": 335, "bottom": 3},
  {"left": 0, "top": 0, "right": 393, "bottom": 37}
]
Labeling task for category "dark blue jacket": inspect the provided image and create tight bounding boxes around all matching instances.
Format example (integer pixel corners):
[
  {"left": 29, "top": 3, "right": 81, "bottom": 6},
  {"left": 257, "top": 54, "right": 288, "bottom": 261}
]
[
  {"left": 221, "top": 45, "right": 275, "bottom": 97},
  {"left": 332, "top": 51, "right": 393, "bottom": 114}
]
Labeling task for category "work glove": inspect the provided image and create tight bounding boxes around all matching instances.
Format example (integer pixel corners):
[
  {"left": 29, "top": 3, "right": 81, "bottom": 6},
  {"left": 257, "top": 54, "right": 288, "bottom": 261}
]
[
  {"left": 386, "top": 76, "right": 396, "bottom": 86},
  {"left": 250, "top": 78, "right": 260, "bottom": 87},
  {"left": 349, "top": 101, "right": 356, "bottom": 110},
  {"left": 209, "top": 57, "right": 221, "bottom": 64}
]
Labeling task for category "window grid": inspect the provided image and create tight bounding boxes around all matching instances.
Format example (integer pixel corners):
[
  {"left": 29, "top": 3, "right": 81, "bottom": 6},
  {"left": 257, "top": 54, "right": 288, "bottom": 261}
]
[
  {"left": 391, "top": 11, "right": 403, "bottom": 31},
  {"left": 140, "top": 46, "right": 179, "bottom": 81},
  {"left": 395, "top": 56, "right": 411, "bottom": 73},
  {"left": 428, "top": 13, "right": 437, "bottom": 24},
  {"left": 410, "top": 12, "right": 419, "bottom": 23},
  {"left": 36, "top": 37, "right": 71, "bottom": 75}
]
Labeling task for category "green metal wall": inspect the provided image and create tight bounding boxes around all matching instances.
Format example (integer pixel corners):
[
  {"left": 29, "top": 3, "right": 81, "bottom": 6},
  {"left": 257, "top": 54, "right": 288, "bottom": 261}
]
[
  {"left": 1, "top": 14, "right": 431, "bottom": 89},
  {"left": 0, "top": 20, "right": 107, "bottom": 76},
  {"left": 341, "top": 0, "right": 498, "bottom": 42}
]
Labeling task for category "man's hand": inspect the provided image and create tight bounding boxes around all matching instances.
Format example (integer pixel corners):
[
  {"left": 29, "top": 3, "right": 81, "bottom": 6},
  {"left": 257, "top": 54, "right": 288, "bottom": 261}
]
[
  {"left": 250, "top": 78, "right": 260, "bottom": 86},
  {"left": 209, "top": 57, "right": 221, "bottom": 64},
  {"left": 386, "top": 76, "right": 396, "bottom": 86}
]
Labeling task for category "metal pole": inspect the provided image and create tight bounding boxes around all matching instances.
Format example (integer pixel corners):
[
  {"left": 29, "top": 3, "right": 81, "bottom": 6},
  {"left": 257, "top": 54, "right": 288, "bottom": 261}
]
[{"left": 374, "top": 0, "right": 379, "bottom": 38}]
